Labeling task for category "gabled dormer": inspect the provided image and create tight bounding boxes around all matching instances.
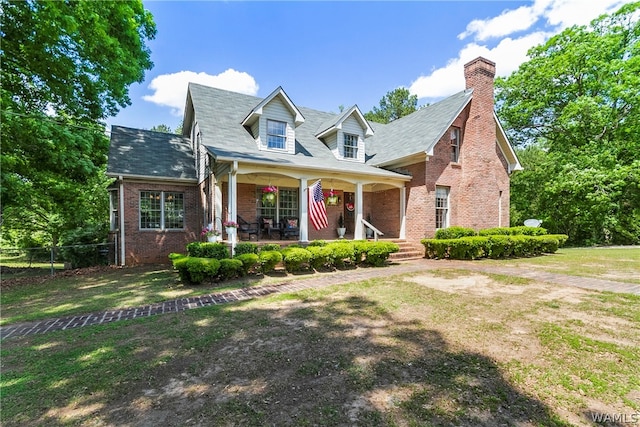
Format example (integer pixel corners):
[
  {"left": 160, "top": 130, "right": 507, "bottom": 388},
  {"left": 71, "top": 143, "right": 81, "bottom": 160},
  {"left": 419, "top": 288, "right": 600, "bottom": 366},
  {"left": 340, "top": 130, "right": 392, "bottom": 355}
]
[
  {"left": 315, "top": 105, "right": 373, "bottom": 163},
  {"left": 241, "top": 86, "right": 305, "bottom": 155}
]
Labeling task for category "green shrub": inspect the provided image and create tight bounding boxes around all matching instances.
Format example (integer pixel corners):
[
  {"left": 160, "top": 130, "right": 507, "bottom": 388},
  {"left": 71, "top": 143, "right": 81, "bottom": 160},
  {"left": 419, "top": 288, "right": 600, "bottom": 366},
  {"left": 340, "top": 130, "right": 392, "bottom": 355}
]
[
  {"left": 479, "top": 226, "right": 548, "bottom": 236},
  {"left": 362, "top": 241, "right": 400, "bottom": 266},
  {"left": 171, "top": 257, "right": 221, "bottom": 284},
  {"left": 435, "top": 226, "right": 476, "bottom": 240},
  {"left": 352, "top": 240, "right": 370, "bottom": 264},
  {"left": 546, "top": 234, "right": 569, "bottom": 247},
  {"left": 422, "top": 234, "right": 564, "bottom": 260},
  {"left": 235, "top": 253, "right": 259, "bottom": 275},
  {"left": 283, "top": 247, "right": 312, "bottom": 272},
  {"left": 218, "top": 258, "right": 244, "bottom": 280},
  {"left": 307, "top": 240, "right": 328, "bottom": 247},
  {"left": 260, "top": 243, "right": 281, "bottom": 252},
  {"left": 327, "top": 242, "right": 356, "bottom": 268},
  {"left": 234, "top": 242, "right": 258, "bottom": 256},
  {"left": 307, "top": 245, "right": 334, "bottom": 270},
  {"left": 186, "top": 242, "right": 230, "bottom": 259},
  {"left": 259, "top": 250, "right": 282, "bottom": 273}
]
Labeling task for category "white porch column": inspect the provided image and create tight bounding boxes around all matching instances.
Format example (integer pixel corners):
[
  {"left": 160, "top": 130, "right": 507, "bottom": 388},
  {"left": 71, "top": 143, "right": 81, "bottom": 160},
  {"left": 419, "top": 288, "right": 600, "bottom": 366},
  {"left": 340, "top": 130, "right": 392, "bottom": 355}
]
[
  {"left": 299, "top": 177, "right": 309, "bottom": 242},
  {"left": 214, "top": 180, "right": 223, "bottom": 232},
  {"left": 227, "top": 161, "right": 238, "bottom": 253},
  {"left": 354, "top": 182, "right": 364, "bottom": 240},
  {"left": 119, "top": 176, "right": 125, "bottom": 266},
  {"left": 399, "top": 186, "right": 407, "bottom": 239}
]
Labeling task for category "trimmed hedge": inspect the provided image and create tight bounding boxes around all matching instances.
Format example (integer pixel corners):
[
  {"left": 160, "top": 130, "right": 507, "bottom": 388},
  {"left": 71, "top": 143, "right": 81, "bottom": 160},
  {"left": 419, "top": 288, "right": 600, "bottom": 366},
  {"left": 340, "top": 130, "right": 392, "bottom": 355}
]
[
  {"left": 170, "top": 255, "right": 221, "bottom": 285},
  {"left": 435, "top": 226, "right": 476, "bottom": 240},
  {"left": 259, "top": 250, "right": 282, "bottom": 273},
  {"left": 235, "top": 253, "right": 259, "bottom": 275},
  {"left": 186, "top": 242, "right": 229, "bottom": 259},
  {"left": 218, "top": 258, "right": 244, "bottom": 280},
  {"left": 478, "top": 226, "right": 548, "bottom": 236},
  {"left": 421, "top": 234, "right": 568, "bottom": 260},
  {"left": 282, "top": 247, "right": 312, "bottom": 272},
  {"left": 235, "top": 242, "right": 259, "bottom": 256}
]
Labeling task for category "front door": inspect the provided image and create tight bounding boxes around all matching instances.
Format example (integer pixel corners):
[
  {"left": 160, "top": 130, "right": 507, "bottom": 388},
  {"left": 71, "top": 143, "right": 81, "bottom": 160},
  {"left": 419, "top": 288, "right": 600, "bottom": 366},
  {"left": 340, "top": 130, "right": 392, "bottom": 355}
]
[{"left": 344, "top": 192, "right": 355, "bottom": 233}]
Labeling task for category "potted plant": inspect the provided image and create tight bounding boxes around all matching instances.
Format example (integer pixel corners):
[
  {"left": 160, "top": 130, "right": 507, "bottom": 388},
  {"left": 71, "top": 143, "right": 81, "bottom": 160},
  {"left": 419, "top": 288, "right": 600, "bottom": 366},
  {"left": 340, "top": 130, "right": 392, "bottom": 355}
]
[
  {"left": 262, "top": 185, "right": 277, "bottom": 206},
  {"left": 366, "top": 214, "right": 374, "bottom": 239},
  {"left": 337, "top": 213, "right": 346, "bottom": 239},
  {"left": 223, "top": 220, "right": 238, "bottom": 236},
  {"left": 201, "top": 224, "right": 221, "bottom": 242}
]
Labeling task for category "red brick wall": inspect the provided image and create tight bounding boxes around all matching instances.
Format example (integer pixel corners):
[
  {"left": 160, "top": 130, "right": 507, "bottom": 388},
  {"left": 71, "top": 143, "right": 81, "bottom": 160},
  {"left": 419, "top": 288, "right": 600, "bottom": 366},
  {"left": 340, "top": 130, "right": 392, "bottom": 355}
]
[
  {"left": 119, "top": 180, "right": 200, "bottom": 265},
  {"left": 370, "top": 188, "right": 401, "bottom": 238}
]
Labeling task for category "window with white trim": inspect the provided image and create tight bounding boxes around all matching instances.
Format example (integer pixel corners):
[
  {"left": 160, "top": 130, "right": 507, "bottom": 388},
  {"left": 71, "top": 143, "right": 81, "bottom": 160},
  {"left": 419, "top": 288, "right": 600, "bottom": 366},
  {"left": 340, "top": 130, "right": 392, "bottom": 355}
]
[
  {"left": 435, "top": 186, "right": 449, "bottom": 229},
  {"left": 450, "top": 127, "right": 460, "bottom": 162},
  {"left": 257, "top": 187, "right": 299, "bottom": 220},
  {"left": 267, "top": 120, "right": 286, "bottom": 149},
  {"left": 344, "top": 133, "right": 358, "bottom": 159},
  {"left": 109, "top": 190, "right": 119, "bottom": 231},
  {"left": 140, "top": 191, "right": 185, "bottom": 230}
]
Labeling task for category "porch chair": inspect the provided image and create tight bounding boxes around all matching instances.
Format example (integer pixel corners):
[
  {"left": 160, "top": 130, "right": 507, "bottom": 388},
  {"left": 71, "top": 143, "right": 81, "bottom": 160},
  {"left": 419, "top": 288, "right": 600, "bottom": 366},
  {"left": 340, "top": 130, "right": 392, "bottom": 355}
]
[
  {"left": 237, "top": 215, "right": 260, "bottom": 241},
  {"left": 280, "top": 217, "right": 300, "bottom": 240},
  {"left": 260, "top": 217, "right": 280, "bottom": 239}
]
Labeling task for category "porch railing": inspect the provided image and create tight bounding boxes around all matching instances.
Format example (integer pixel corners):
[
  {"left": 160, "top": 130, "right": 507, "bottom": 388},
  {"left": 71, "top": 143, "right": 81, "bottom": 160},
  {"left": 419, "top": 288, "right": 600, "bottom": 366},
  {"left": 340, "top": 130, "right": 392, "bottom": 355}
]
[{"left": 361, "top": 219, "right": 384, "bottom": 241}]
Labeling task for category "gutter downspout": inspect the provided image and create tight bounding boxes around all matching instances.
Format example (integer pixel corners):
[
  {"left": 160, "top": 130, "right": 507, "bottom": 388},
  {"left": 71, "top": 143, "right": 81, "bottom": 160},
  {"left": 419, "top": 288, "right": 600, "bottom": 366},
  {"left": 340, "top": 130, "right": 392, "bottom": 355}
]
[{"left": 119, "top": 175, "right": 125, "bottom": 266}]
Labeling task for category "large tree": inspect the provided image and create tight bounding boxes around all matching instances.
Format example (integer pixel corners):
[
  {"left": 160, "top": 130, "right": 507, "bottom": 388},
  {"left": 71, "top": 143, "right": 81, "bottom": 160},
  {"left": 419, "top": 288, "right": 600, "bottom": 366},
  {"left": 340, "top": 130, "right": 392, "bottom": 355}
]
[
  {"left": 497, "top": 2, "right": 640, "bottom": 245},
  {"left": 365, "top": 87, "right": 418, "bottom": 124},
  {"left": 1, "top": 0, "right": 156, "bottom": 245}
]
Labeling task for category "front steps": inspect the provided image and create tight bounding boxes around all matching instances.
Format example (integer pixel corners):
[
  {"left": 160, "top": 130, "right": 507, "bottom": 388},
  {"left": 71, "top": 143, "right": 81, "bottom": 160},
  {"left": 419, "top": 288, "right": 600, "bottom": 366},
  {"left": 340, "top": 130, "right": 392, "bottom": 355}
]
[{"left": 389, "top": 239, "right": 425, "bottom": 261}]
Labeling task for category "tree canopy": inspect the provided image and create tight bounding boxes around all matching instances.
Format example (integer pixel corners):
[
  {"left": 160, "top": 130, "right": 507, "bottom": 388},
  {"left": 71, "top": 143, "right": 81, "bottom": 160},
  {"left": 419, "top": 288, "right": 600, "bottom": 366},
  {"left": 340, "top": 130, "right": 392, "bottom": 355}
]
[
  {"left": 497, "top": 2, "right": 640, "bottom": 245},
  {"left": 364, "top": 87, "right": 418, "bottom": 124},
  {"left": 1, "top": 0, "right": 156, "bottom": 246}
]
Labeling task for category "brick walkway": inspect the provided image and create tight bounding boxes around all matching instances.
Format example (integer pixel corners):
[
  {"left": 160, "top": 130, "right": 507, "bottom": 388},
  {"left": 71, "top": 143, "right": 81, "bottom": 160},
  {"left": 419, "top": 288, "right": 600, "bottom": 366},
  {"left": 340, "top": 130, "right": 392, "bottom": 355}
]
[{"left": 2, "top": 259, "right": 637, "bottom": 340}]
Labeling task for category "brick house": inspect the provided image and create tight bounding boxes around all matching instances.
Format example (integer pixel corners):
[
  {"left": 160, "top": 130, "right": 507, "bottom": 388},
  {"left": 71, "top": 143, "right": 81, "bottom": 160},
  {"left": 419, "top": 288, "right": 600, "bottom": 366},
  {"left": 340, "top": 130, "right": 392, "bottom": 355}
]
[{"left": 107, "top": 57, "right": 521, "bottom": 265}]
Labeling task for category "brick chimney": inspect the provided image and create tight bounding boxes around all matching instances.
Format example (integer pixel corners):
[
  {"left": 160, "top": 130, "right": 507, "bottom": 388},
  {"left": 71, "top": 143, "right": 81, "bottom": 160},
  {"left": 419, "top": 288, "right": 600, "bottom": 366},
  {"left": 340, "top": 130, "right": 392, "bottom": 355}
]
[{"left": 457, "top": 57, "right": 509, "bottom": 230}]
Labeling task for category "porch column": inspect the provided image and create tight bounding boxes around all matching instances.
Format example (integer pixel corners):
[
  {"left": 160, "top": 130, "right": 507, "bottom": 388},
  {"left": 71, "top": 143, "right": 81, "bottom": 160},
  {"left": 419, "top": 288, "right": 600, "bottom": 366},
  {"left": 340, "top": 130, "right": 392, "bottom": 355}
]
[
  {"left": 299, "top": 177, "right": 309, "bottom": 242},
  {"left": 227, "top": 161, "right": 238, "bottom": 253},
  {"left": 399, "top": 186, "right": 407, "bottom": 239},
  {"left": 354, "top": 182, "right": 364, "bottom": 240},
  {"left": 214, "top": 180, "right": 223, "bottom": 232}
]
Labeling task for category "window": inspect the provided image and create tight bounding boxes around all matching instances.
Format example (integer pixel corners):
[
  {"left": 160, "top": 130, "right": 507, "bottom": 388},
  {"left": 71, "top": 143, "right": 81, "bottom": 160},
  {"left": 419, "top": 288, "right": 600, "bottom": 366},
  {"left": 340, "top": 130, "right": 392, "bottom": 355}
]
[
  {"left": 140, "top": 191, "right": 184, "bottom": 230},
  {"left": 257, "top": 187, "right": 299, "bottom": 220},
  {"left": 450, "top": 127, "right": 460, "bottom": 162},
  {"left": 267, "top": 120, "right": 286, "bottom": 149},
  {"left": 435, "top": 186, "right": 449, "bottom": 229},
  {"left": 109, "top": 190, "right": 119, "bottom": 231},
  {"left": 344, "top": 133, "right": 358, "bottom": 159}
]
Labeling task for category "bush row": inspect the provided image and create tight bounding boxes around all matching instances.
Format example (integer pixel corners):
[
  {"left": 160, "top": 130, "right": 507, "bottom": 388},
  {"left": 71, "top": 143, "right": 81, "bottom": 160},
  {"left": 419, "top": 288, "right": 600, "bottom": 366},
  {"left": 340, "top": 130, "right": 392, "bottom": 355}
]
[
  {"left": 421, "top": 234, "right": 568, "bottom": 260},
  {"left": 434, "top": 225, "right": 548, "bottom": 240},
  {"left": 170, "top": 240, "right": 400, "bottom": 285}
]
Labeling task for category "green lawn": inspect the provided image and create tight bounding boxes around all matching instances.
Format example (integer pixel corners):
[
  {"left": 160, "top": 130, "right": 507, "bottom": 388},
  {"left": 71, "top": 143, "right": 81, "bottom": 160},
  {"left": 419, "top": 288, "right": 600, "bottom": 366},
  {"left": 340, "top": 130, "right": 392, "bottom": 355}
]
[{"left": 2, "top": 264, "right": 639, "bottom": 426}]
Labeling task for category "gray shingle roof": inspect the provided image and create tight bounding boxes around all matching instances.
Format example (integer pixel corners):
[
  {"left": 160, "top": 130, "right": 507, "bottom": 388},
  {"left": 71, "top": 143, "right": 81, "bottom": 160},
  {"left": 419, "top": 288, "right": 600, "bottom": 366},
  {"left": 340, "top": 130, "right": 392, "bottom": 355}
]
[
  {"left": 107, "top": 126, "right": 196, "bottom": 180},
  {"left": 187, "top": 83, "right": 410, "bottom": 180},
  {"left": 366, "top": 89, "right": 473, "bottom": 166}
]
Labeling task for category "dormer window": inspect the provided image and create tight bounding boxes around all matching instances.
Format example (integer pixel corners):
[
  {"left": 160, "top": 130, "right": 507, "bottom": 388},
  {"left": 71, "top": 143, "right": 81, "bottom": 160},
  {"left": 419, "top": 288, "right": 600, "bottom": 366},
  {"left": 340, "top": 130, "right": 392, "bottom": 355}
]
[
  {"left": 450, "top": 127, "right": 460, "bottom": 162},
  {"left": 267, "top": 120, "right": 286, "bottom": 150},
  {"left": 344, "top": 133, "right": 358, "bottom": 159}
]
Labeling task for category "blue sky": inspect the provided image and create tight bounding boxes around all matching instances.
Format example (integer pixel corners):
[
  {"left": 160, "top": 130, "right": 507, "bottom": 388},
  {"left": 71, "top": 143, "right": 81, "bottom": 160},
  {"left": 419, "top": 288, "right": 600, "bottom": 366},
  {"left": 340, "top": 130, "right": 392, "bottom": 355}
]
[{"left": 108, "top": 0, "right": 633, "bottom": 132}]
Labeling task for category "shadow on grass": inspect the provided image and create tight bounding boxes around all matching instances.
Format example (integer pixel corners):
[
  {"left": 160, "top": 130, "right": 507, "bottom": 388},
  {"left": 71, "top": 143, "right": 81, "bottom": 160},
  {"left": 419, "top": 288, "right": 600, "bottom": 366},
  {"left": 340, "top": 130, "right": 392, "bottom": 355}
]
[{"left": 2, "top": 292, "right": 572, "bottom": 426}]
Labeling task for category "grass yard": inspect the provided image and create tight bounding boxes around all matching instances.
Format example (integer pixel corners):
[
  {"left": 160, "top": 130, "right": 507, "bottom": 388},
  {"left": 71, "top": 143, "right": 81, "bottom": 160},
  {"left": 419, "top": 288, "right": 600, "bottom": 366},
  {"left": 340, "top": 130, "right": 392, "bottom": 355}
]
[{"left": 1, "top": 247, "right": 639, "bottom": 426}]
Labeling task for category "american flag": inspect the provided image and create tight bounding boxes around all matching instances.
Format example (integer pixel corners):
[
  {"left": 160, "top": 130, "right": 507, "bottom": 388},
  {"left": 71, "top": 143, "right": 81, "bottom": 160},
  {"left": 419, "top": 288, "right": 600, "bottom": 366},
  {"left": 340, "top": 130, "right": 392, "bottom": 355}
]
[{"left": 309, "top": 179, "right": 328, "bottom": 230}]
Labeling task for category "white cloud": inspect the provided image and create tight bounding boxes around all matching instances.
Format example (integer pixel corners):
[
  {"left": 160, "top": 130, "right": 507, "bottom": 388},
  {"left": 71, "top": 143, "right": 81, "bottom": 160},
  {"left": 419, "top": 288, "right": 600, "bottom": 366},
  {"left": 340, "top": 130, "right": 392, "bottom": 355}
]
[
  {"left": 143, "top": 69, "right": 259, "bottom": 116},
  {"left": 410, "top": 31, "right": 550, "bottom": 99},
  {"left": 411, "top": 0, "right": 633, "bottom": 101}
]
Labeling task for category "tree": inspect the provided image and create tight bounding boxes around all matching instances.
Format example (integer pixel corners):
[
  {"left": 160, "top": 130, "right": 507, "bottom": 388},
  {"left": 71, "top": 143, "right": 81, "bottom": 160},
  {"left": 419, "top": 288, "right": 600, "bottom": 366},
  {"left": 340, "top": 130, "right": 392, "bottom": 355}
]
[
  {"left": 497, "top": 2, "right": 640, "bottom": 245},
  {"left": 150, "top": 124, "right": 173, "bottom": 133},
  {"left": 1, "top": 1, "right": 156, "bottom": 246},
  {"left": 365, "top": 88, "right": 418, "bottom": 124}
]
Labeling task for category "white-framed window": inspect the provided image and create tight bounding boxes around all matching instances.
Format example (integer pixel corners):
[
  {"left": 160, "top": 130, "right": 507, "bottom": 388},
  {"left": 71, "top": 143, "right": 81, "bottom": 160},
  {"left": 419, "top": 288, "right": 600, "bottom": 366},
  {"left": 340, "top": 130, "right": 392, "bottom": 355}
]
[
  {"left": 267, "top": 120, "right": 286, "bottom": 150},
  {"left": 109, "top": 190, "right": 119, "bottom": 231},
  {"left": 344, "top": 133, "right": 358, "bottom": 159},
  {"left": 435, "top": 186, "right": 449, "bottom": 229},
  {"left": 450, "top": 127, "right": 460, "bottom": 162},
  {"left": 140, "top": 191, "right": 185, "bottom": 230},
  {"left": 257, "top": 187, "right": 299, "bottom": 220}
]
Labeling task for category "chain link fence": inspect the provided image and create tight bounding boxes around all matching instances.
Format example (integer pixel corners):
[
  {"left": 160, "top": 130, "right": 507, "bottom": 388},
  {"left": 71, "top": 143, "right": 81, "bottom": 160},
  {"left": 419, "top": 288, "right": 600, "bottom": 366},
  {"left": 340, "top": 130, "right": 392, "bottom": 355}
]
[{"left": 0, "top": 242, "right": 116, "bottom": 277}]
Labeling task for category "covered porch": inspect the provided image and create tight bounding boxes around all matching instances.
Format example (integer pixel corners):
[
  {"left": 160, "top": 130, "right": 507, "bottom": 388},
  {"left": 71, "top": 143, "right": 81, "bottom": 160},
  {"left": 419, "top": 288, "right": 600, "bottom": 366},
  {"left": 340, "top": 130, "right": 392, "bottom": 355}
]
[{"left": 202, "top": 160, "right": 411, "bottom": 243}]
